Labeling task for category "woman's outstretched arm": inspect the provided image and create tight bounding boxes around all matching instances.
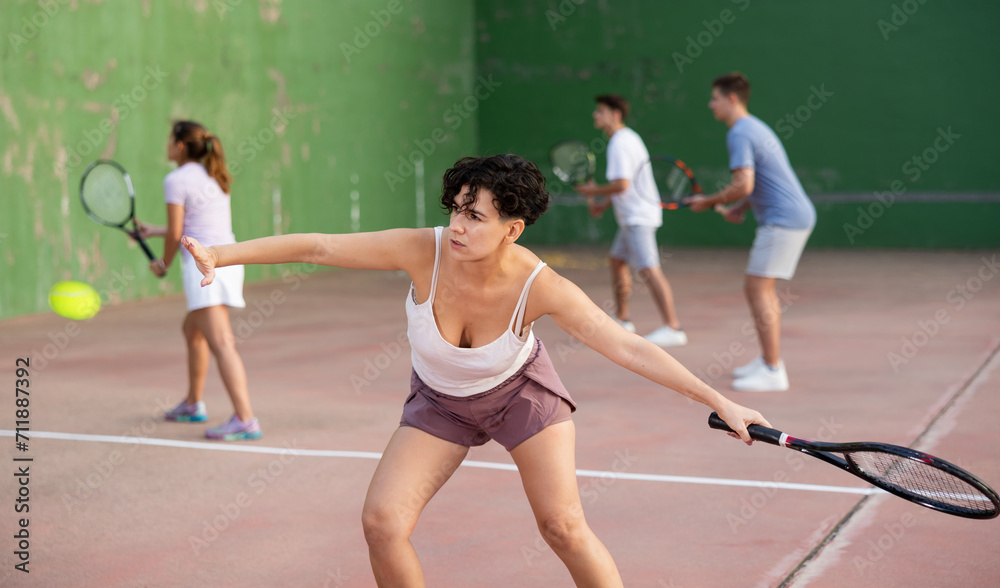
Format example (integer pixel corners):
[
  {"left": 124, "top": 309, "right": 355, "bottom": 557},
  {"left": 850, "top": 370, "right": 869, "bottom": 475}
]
[{"left": 182, "top": 228, "right": 432, "bottom": 287}]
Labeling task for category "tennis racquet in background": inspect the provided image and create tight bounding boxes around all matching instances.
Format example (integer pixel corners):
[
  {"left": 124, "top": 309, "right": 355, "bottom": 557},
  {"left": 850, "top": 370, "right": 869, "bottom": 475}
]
[
  {"left": 549, "top": 139, "right": 596, "bottom": 186},
  {"left": 708, "top": 412, "right": 1000, "bottom": 519},
  {"left": 636, "top": 155, "right": 703, "bottom": 210},
  {"left": 80, "top": 160, "right": 159, "bottom": 265}
]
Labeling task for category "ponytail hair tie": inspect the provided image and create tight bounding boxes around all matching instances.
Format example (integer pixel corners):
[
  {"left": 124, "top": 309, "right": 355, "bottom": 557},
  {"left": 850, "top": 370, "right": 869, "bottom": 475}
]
[{"left": 205, "top": 135, "right": 214, "bottom": 152}]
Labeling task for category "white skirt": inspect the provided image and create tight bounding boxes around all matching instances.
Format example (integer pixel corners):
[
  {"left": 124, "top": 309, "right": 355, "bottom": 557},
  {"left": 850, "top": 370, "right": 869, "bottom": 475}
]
[{"left": 181, "top": 251, "right": 246, "bottom": 311}]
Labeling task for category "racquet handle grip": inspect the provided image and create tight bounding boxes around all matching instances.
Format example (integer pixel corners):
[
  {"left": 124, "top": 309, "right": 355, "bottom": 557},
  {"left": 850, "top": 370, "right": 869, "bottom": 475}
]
[
  {"left": 137, "top": 239, "right": 157, "bottom": 261},
  {"left": 131, "top": 234, "right": 167, "bottom": 279},
  {"left": 708, "top": 412, "right": 785, "bottom": 446}
]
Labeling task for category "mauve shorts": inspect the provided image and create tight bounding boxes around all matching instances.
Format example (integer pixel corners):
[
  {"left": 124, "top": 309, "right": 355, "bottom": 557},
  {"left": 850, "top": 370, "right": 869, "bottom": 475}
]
[{"left": 400, "top": 339, "right": 576, "bottom": 451}]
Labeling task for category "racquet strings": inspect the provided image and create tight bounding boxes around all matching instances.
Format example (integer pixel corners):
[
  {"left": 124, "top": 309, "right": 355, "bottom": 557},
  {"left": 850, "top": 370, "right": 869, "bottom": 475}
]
[
  {"left": 550, "top": 142, "right": 594, "bottom": 184},
  {"left": 848, "top": 451, "right": 997, "bottom": 516},
  {"left": 651, "top": 161, "right": 692, "bottom": 206},
  {"left": 82, "top": 163, "right": 132, "bottom": 225}
]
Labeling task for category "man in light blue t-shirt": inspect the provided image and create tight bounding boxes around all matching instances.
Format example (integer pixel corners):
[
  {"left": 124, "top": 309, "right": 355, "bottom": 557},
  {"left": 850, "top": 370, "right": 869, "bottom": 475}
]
[{"left": 687, "top": 72, "right": 816, "bottom": 392}]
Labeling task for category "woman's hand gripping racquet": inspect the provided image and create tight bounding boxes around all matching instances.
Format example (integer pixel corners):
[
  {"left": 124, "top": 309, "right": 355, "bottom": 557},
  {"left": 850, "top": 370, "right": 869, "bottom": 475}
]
[{"left": 708, "top": 412, "right": 1000, "bottom": 519}]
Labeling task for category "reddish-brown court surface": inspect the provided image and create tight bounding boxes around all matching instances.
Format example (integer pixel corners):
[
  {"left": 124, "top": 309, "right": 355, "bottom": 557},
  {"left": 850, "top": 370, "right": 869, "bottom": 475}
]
[{"left": 2, "top": 247, "right": 998, "bottom": 587}]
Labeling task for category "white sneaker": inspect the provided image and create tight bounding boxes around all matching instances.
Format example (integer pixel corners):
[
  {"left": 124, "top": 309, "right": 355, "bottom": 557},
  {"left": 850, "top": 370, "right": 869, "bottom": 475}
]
[
  {"left": 644, "top": 325, "right": 688, "bottom": 347},
  {"left": 613, "top": 318, "right": 636, "bottom": 333},
  {"left": 732, "top": 355, "right": 765, "bottom": 378},
  {"left": 732, "top": 361, "right": 789, "bottom": 392}
]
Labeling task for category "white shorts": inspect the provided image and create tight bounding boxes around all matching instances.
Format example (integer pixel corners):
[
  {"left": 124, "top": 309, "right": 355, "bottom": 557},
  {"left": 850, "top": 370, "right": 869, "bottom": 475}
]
[
  {"left": 746, "top": 225, "right": 812, "bottom": 280},
  {"left": 182, "top": 253, "right": 246, "bottom": 312}
]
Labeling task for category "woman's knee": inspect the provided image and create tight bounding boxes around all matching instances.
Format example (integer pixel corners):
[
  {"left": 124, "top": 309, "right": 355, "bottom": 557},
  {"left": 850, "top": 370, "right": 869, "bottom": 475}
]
[
  {"left": 538, "top": 506, "right": 591, "bottom": 553},
  {"left": 182, "top": 315, "right": 202, "bottom": 342},
  {"left": 194, "top": 311, "right": 237, "bottom": 352},
  {"left": 361, "top": 501, "right": 415, "bottom": 547},
  {"left": 205, "top": 329, "right": 237, "bottom": 354}
]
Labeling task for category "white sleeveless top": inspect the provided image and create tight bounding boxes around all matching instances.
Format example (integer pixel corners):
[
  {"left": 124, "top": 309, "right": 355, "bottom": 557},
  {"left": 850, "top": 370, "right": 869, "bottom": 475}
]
[{"left": 406, "top": 227, "right": 546, "bottom": 397}]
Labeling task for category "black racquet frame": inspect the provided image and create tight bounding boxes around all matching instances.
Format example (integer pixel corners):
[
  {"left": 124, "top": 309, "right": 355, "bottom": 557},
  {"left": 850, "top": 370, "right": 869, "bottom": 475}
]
[
  {"left": 80, "top": 160, "right": 157, "bottom": 262},
  {"left": 643, "top": 155, "right": 703, "bottom": 210},
  {"left": 708, "top": 412, "right": 1000, "bottom": 519}
]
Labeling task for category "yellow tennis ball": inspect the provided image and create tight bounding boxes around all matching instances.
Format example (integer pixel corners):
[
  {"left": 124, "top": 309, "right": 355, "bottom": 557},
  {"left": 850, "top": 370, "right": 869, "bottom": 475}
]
[{"left": 48, "top": 281, "right": 101, "bottom": 320}]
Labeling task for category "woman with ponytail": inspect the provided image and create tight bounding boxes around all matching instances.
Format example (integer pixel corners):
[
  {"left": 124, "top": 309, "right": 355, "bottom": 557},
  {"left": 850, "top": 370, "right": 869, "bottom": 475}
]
[{"left": 138, "top": 120, "right": 261, "bottom": 441}]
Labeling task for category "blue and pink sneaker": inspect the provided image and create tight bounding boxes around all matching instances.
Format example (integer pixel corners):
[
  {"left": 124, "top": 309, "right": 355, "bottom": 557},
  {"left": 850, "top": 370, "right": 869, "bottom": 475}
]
[
  {"left": 205, "top": 414, "right": 263, "bottom": 441},
  {"left": 164, "top": 400, "right": 208, "bottom": 422}
]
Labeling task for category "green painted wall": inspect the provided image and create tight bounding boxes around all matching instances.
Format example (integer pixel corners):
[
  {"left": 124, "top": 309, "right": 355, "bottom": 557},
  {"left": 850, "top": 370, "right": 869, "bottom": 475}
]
[
  {"left": 3, "top": 1, "right": 998, "bottom": 320},
  {"left": 474, "top": 0, "right": 1000, "bottom": 248},
  {"left": 1, "top": 0, "right": 475, "bottom": 319}
]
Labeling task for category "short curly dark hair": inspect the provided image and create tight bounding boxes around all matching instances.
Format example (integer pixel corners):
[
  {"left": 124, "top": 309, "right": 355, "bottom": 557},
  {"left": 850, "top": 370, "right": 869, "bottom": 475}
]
[{"left": 440, "top": 154, "right": 550, "bottom": 226}]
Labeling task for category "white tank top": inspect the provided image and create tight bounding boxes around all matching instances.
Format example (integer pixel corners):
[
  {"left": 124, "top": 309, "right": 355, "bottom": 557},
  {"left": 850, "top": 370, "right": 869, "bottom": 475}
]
[{"left": 406, "top": 227, "right": 546, "bottom": 397}]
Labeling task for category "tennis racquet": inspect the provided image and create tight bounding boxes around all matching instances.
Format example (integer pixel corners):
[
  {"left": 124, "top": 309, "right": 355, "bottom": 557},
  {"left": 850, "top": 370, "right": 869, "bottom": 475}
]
[
  {"left": 636, "top": 155, "right": 703, "bottom": 210},
  {"left": 549, "top": 139, "right": 596, "bottom": 186},
  {"left": 80, "top": 160, "right": 158, "bottom": 263},
  {"left": 708, "top": 412, "right": 999, "bottom": 519}
]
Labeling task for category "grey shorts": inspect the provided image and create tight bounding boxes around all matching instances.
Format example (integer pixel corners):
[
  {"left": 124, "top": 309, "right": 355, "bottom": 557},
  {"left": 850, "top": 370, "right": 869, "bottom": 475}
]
[
  {"left": 746, "top": 225, "right": 813, "bottom": 280},
  {"left": 610, "top": 225, "right": 661, "bottom": 269},
  {"left": 400, "top": 339, "right": 576, "bottom": 451}
]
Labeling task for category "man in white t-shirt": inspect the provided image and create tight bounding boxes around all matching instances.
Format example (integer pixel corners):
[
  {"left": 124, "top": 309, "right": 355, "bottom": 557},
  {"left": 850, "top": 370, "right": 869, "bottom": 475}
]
[{"left": 575, "top": 94, "right": 686, "bottom": 347}]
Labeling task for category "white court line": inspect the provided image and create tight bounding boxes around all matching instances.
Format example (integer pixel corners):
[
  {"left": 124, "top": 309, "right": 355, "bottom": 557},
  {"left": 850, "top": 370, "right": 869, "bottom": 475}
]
[{"left": 0, "top": 429, "right": 879, "bottom": 496}]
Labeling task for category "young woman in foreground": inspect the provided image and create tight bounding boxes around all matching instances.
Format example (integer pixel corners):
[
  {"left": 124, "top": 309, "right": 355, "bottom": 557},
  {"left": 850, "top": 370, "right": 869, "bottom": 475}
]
[{"left": 182, "top": 154, "right": 770, "bottom": 587}]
